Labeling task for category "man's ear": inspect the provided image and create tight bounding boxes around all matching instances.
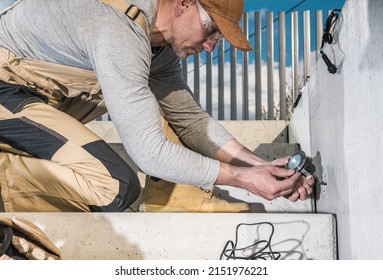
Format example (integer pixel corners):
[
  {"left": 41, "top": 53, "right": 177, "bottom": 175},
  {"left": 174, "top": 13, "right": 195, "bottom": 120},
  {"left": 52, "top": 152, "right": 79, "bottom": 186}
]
[{"left": 177, "top": 0, "right": 196, "bottom": 13}]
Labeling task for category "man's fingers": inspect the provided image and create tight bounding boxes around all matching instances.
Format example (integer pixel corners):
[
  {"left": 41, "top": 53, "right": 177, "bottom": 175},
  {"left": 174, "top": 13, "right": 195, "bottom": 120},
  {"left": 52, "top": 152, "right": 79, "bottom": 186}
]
[
  {"left": 297, "top": 185, "right": 309, "bottom": 200},
  {"left": 302, "top": 175, "right": 314, "bottom": 195},
  {"left": 286, "top": 190, "right": 299, "bottom": 202},
  {"left": 306, "top": 175, "right": 315, "bottom": 186},
  {"left": 275, "top": 172, "right": 301, "bottom": 195},
  {"left": 271, "top": 156, "right": 289, "bottom": 167},
  {"left": 278, "top": 173, "right": 315, "bottom": 200},
  {"left": 303, "top": 182, "right": 313, "bottom": 195},
  {"left": 269, "top": 165, "right": 295, "bottom": 179}
]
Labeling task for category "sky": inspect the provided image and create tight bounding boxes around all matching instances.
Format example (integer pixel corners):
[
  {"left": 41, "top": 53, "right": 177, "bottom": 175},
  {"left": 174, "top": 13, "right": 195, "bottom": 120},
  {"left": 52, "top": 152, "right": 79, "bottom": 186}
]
[
  {"left": 0, "top": 0, "right": 14, "bottom": 10},
  {"left": 244, "top": 0, "right": 346, "bottom": 13}
]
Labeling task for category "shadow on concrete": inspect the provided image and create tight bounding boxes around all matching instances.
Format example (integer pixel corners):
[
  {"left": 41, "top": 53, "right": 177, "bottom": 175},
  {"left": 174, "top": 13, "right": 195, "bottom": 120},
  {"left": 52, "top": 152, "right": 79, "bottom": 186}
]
[
  {"left": 272, "top": 220, "right": 311, "bottom": 260},
  {"left": 313, "top": 151, "right": 326, "bottom": 203},
  {"left": 213, "top": 186, "right": 266, "bottom": 213},
  {"left": 43, "top": 213, "right": 145, "bottom": 260},
  {"left": 253, "top": 143, "right": 299, "bottom": 162},
  {"left": 220, "top": 220, "right": 312, "bottom": 260}
]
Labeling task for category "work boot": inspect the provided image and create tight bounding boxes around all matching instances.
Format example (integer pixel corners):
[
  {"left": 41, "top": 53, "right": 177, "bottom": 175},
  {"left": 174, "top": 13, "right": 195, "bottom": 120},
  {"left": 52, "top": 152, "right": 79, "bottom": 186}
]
[{"left": 141, "top": 178, "right": 250, "bottom": 213}]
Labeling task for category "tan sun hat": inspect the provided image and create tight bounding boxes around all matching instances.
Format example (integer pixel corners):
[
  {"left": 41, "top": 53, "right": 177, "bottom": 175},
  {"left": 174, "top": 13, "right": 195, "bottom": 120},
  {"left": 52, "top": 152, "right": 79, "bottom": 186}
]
[{"left": 198, "top": 0, "right": 252, "bottom": 51}]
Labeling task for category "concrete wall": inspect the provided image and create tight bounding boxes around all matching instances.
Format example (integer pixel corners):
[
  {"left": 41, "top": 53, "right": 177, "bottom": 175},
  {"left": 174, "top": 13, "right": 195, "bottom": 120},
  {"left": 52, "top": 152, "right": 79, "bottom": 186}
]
[{"left": 290, "top": 0, "right": 383, "bottom": 259}]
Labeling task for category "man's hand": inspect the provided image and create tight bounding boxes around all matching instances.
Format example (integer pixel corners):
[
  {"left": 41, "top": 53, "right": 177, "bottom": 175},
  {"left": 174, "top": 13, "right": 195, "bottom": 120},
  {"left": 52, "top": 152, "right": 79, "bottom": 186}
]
[
  {"left": 216, "top": 160, "right": 314, "bottom": 201},
  {"left": 214, "top": 140, "right": 315, "bottom": 201},
  {"left": 271, "top": 156, "right": 315, "bottom": 201},
  {"left": 238, "top": 164, "right": 302, "bottom": 200},
  {"left": 217, "top": 162, "right": 300, "bottom": 200},
  {"left": 284, "top": 174, "right": 315, "bottom": 202}
]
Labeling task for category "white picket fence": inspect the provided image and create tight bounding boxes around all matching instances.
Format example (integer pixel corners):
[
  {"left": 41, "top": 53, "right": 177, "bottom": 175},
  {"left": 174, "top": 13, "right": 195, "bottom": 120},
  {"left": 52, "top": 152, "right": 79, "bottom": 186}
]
[{"left": 181, "top": 10, "right": 332, "bottom": 121}]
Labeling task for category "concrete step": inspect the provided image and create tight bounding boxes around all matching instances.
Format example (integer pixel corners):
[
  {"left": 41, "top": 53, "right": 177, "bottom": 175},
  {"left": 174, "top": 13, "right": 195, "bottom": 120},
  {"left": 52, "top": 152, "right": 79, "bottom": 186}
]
[
  {"left": 217, "top": 120, "right": 289, "bottom": 150},
  {"left": 0, "top": 213, "right": 337, "bottom": 260},
  {"left": 86, "top": 121, "right": 314, "bottom": 213},
  {"left": 86, "top": 120, "right": 290, "bottom": 147},
  {"left": 253, "top": 142, "right": 300, "bottom": 161},
  {"left": 85, "top": 120, "right": 293, "bottom": 167}
]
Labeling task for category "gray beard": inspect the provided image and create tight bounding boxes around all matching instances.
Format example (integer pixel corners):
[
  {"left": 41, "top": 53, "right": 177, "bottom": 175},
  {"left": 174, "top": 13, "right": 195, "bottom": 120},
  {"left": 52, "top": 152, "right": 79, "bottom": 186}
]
[{"left": 170, "top": 42, "right": 189, "bottom": 60}]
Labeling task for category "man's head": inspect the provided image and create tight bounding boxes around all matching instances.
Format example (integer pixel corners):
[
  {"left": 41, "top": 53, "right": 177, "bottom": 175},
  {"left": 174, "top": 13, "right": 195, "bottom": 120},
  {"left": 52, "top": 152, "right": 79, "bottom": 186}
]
[
  {"left": 198, "top": 0, "right": 252, "bottom": 51},
  {"left": 153, "top": 0, "right": 251, "bottom": 59}
]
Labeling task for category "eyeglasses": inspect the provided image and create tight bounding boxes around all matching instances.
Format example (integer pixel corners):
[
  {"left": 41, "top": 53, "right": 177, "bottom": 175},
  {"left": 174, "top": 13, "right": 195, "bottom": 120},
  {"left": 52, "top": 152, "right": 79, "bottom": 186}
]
[{"left": 196, "top": 1, "right": 223, "bottom": 41}]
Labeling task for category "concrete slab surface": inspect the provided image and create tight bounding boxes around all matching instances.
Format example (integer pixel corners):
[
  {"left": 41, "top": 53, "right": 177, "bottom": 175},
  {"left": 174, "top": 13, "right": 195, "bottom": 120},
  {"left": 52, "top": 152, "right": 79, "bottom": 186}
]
[
  {"left": 253, "top": 143, "right": 299, "bottom": 162},
  {"left": 0, "top": 213, "right": 337, "bottom": 260},
  {"left": 217, "top": 120, "right": 289, "bottom": 150},
  {"left": 86, "top": 120, "right": 289, "bottom": 150}
]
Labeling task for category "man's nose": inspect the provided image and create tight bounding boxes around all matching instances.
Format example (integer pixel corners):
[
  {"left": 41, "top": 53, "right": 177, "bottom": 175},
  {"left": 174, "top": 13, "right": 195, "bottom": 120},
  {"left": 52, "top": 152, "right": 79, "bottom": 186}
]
[{"left": 202, "top": 39, "right": 218, "bottom": 52}]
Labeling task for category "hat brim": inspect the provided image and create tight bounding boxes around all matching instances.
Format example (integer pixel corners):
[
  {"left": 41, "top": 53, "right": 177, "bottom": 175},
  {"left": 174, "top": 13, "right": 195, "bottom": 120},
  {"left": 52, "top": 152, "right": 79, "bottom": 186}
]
[{"left": 211, "top": 12, "right": 252, "bottom": 51}]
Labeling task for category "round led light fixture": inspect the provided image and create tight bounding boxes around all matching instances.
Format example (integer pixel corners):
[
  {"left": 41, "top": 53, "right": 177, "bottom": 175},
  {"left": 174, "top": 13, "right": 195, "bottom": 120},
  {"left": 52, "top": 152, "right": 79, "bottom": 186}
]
[{"left": 286, "top": 151, "right": 315, "bottom": 177}]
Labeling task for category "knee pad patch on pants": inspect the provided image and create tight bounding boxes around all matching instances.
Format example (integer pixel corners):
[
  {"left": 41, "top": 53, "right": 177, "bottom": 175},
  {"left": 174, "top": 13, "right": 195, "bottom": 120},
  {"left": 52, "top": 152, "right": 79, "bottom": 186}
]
[
  {"left": 82, "top": 140, "right": 141, "bottom": 212},
  {"left": 0, "top": 81, "right": 47, "bottom": 114}
]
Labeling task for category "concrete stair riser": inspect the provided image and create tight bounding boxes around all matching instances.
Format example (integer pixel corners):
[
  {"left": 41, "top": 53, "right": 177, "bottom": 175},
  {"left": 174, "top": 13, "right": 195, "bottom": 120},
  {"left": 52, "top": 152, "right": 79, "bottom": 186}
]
[{"left": 0, "top": 213, "right": 337, "bottom": 260}]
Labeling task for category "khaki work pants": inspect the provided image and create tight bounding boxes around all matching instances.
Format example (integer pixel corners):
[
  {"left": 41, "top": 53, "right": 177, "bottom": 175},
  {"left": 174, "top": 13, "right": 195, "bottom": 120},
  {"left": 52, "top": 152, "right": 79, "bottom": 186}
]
[
  {"left": 0, "top": 82, "right": 141, "bottom": 212},
  {"left": 0, "top": 0, "right": 150, "bottom": 212}
]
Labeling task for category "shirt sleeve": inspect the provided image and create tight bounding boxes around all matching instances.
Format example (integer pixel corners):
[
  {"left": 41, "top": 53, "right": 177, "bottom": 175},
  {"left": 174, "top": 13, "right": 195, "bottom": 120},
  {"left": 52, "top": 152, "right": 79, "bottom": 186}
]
[
  {"left": 80, "top": 11, "right": 222, "bottom": 188},
  {"left": 149, "top": 46, "right": 234, "bottom": 159}
]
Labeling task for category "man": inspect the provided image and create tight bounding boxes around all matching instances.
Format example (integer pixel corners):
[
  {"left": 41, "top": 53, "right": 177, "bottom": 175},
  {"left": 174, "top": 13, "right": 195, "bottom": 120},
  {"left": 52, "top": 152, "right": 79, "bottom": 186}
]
[{"left": 0, "top": 0, "right": 314, "bottom": 212}]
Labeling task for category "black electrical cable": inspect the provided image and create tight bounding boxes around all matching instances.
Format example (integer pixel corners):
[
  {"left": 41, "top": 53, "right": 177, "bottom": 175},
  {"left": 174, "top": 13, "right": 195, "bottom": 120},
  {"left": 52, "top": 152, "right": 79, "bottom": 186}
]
[
  {"left": 293, "top": 8, "right": 341, "bottom": 107},
  {"left": 320, "top": 9, "right": 341, "bottom": 74},
  {"left": 220, "top": 222, "right": 281, "bottom": 260}
]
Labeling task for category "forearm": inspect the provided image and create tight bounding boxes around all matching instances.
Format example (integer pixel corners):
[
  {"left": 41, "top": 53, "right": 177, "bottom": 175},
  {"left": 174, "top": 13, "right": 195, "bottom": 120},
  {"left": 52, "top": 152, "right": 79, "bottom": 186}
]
[
  {"left": 215, "top": 162, "right": 243, "bottom": 187},
  {"left": 214, "top": 139, "right": 269, "bottom": 167}
]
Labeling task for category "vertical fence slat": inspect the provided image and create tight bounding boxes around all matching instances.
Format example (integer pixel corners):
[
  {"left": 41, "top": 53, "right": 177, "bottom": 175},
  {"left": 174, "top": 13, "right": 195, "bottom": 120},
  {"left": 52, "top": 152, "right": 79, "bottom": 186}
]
[
  {"left": 267, "top": 11, "right": 274, "bottom": 120},
  {"left": 242, "top": 12, "right": 249, "bottom": 120},
  {"left": 279, "top": 11, "right": 287, "bottom": 120},
  {"left": 303, "top": 10, "right": 311, "bottom": 82},
  {"left": 230, "top": 45, "right": 237, "bottom": 120},
  {"left": 206, "top": 51, "right": 213, "bottom": 116},
  {"left": 316, "top": 10, "right": 323, "bottom": 61},
  {"left": 291, "top": 11, "right": 299, "bottom": 100},
  {"left": 181, "top": 59, "right": 188, "bottom": 83},
  {"left": 255, "top": 11, "right": 262, "bottom": 120},
  {"left": 218, "top": 39, "right": 225, "bottom": 120},
  {"left": 193, "top": 53, "right": 200, "bottom": 100}
]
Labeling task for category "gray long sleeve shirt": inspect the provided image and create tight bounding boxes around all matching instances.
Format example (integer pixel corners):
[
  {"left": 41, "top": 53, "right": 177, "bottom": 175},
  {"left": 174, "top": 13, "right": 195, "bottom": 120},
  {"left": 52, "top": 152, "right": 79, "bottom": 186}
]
[{"left": 0, "top": 0, "right": 234, "bottom": 187}]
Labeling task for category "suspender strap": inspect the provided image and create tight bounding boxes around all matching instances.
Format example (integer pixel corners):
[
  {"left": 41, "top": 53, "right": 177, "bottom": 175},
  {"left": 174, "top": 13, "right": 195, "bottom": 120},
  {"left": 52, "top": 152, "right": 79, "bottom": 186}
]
[{"left": 101, "top": 0, "right": 148, "bottom": 35}]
